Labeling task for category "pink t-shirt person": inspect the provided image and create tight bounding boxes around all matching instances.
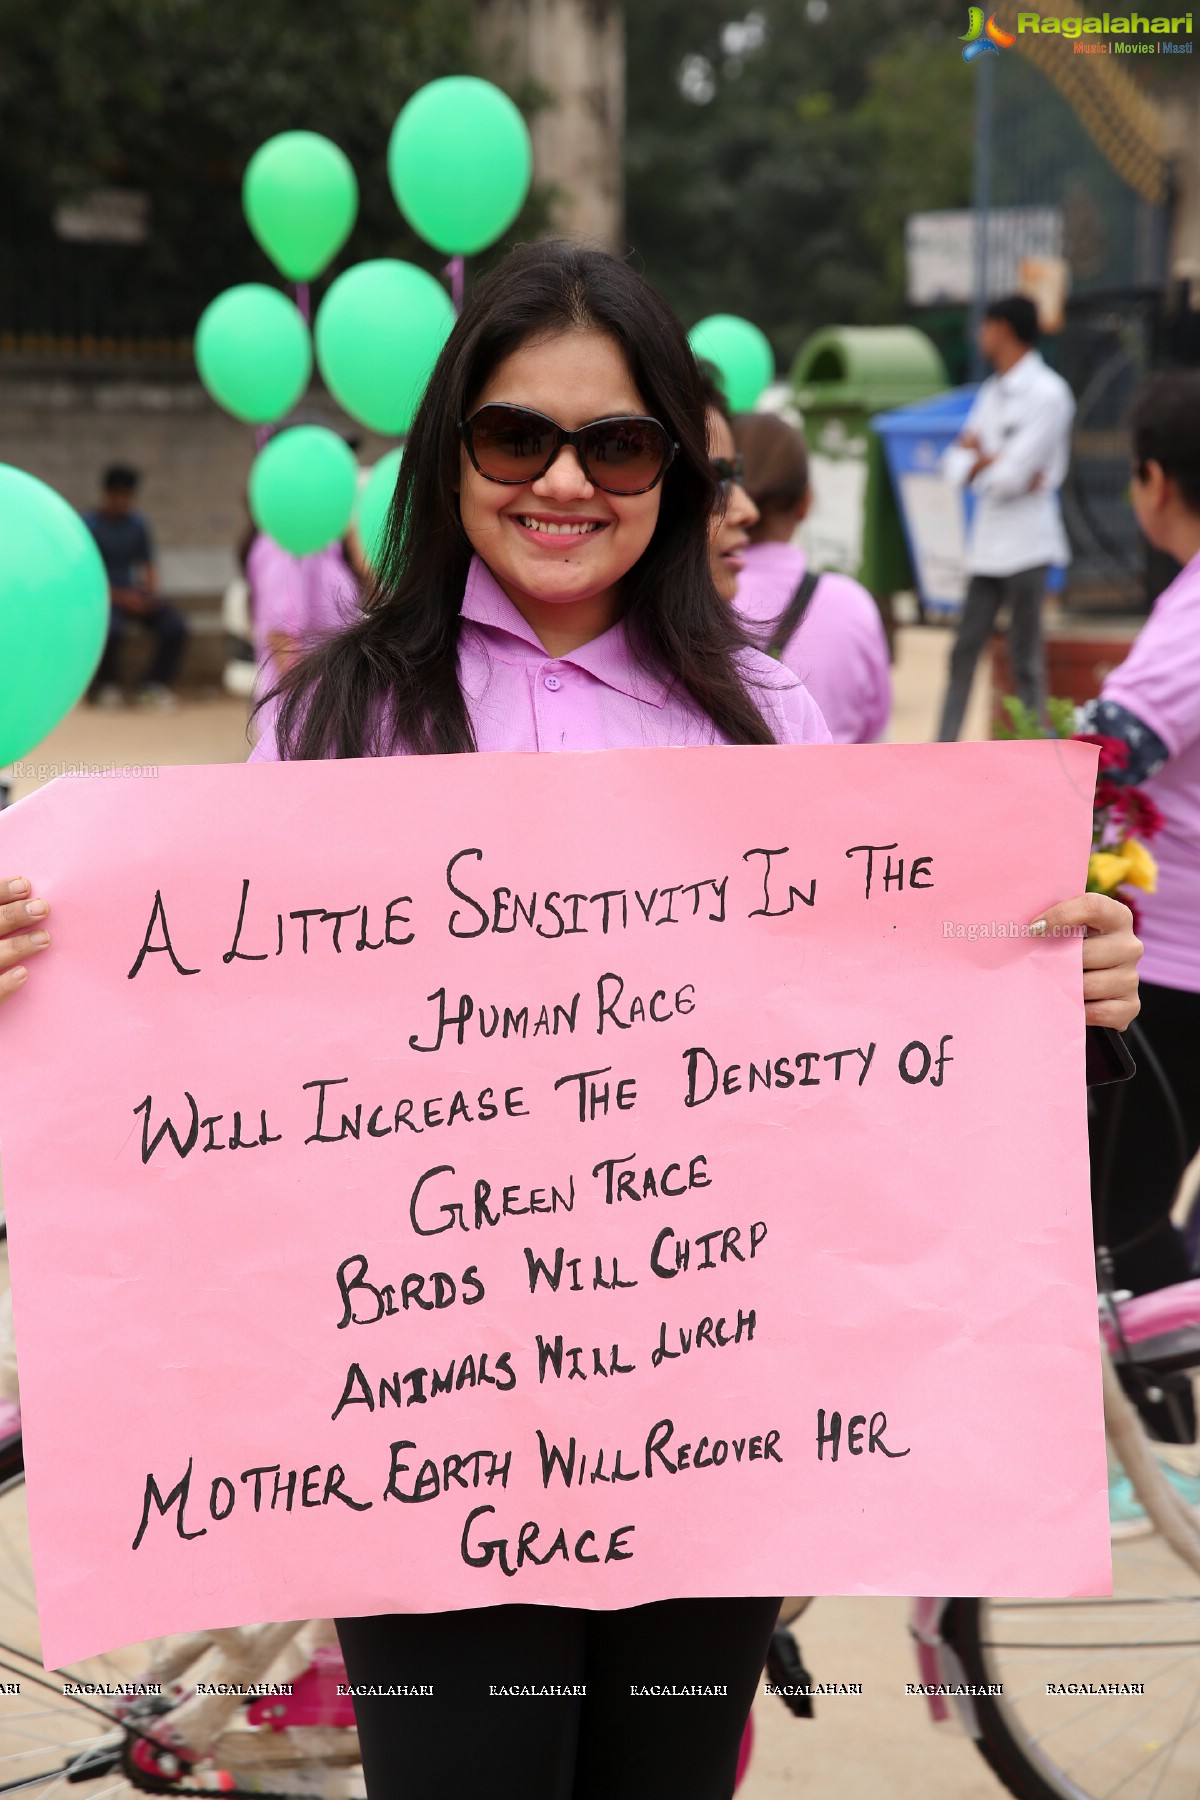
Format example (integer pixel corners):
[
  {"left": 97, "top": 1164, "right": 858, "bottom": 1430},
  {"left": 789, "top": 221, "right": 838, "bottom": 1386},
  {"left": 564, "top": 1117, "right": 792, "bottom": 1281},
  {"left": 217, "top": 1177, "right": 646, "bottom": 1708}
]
[
  {"left": 247, "top": 535, "right": 359, "bottom": 686},
  {"left": 732, "top": 541, "right": 891, "bottom": 745},
  {"left": 250, "top": 552, "right": 831, "bottom": 760},
  {"left": 1101, "top": 549, "right": 1200, "bottom": 994}
]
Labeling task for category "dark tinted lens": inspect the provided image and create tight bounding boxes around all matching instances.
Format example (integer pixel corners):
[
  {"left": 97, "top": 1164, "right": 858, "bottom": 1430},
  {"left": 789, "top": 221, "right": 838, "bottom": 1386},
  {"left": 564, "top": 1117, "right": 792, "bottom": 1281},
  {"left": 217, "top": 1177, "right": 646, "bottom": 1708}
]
[
  {"left": 711, "top": 454, "right": 745, "bottom": 491},
  {"left": 469, "top": 407, "right": 558, "bottom": 480},
  {"left": 581, "top": 419, "right": 668, "bottom": 492}
]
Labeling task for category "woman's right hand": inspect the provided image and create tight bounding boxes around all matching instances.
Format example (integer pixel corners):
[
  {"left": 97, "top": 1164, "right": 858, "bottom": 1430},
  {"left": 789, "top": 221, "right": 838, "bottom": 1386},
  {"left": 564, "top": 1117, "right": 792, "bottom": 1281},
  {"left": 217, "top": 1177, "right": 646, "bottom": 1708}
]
[{"left": 0, "top": 877, "right": 51, "bottom": 1004}]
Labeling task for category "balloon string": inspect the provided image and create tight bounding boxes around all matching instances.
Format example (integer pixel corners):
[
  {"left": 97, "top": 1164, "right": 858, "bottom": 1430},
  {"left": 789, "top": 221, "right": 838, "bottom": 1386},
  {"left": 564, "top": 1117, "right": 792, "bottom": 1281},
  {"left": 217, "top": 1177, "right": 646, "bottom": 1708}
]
[
  {"left": 443, "top": 256, "right": 465, "bottom": 314},
  {"left": 295, "top": 282, "right": 312, "bottom": 324}
]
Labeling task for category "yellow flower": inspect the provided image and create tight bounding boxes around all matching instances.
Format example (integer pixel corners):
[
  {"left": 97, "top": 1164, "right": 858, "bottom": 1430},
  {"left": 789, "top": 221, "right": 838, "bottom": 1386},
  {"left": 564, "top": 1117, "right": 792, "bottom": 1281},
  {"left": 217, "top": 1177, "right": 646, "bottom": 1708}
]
[
  {"left": 1088, "top": 850, "right": 1131, "bottom": 893},
  {"left": 1118, "top": 837, "right": 1158, "bottom": 894}
]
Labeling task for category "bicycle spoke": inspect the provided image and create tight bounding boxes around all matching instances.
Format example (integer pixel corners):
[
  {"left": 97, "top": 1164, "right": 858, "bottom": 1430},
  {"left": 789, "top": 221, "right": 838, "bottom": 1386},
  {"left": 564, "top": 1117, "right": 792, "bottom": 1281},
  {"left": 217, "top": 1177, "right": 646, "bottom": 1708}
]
[
  {"left": 998, "top": 1651, "right": 1197, "bottom": 1747},
  {"left": 0, "top": 1763, "right": 113, "bottom": 1798},
  {"left": 0, "top": 1487, "right": 357, "bottom": 1800},
  {"left": 0, "top": 1729, "right": 120, "bottom": 1761},
  {"left": 1064, "top": 1673, "right": 1200, "bottom": 1792},
  {"left": 1137, "top": 1676, "right": 1200, "bottom": 1800},
  {"left": 955, "top": 1508, "right": 1200, "bottom": 1800}
]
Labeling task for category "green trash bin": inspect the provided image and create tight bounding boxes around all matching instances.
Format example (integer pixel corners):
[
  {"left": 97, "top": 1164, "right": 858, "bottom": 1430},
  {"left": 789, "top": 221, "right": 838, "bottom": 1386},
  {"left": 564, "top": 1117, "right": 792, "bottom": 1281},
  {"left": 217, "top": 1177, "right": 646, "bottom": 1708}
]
[{"left": 789, "top": 326, "right": 949, "bottom": 611}]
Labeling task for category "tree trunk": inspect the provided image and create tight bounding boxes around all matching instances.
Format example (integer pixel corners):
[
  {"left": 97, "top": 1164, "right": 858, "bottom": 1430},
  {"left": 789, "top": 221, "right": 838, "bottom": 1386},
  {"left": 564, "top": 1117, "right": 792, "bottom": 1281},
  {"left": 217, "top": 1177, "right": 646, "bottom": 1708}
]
[{"left": 476, "top": 0, "right": 625, "bottom": 253}]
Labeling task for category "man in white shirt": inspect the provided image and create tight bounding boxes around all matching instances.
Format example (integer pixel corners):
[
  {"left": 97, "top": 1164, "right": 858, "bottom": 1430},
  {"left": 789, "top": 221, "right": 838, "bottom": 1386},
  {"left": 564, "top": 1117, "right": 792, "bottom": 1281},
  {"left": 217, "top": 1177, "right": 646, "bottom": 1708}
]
[{"left": 937, "top": 295, "right": 1075, "bottom": 740}]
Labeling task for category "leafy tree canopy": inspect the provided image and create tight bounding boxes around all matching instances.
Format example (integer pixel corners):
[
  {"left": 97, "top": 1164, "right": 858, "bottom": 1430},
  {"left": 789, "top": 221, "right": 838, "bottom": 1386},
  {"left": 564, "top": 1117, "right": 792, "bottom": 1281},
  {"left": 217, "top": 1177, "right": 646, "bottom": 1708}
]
[
  {"left": 625, "top": 0, "right": 975, "bottom": 369},
  {"left": 0, "top": 0, "right": 548, "bottom": 338},
  {"left": 1, "top": 0, "right": 978, "bottom": 359}
]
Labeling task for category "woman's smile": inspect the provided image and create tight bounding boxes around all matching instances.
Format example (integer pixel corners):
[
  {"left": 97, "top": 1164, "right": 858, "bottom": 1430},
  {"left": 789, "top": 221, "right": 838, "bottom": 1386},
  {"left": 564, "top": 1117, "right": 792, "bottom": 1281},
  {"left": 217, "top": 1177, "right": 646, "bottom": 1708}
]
[
  {"left": 458, "top": 327, "right": 663, "bottom": 653},
  {"left": 507, "top": 512, "right": 611, "bottom": 544}
]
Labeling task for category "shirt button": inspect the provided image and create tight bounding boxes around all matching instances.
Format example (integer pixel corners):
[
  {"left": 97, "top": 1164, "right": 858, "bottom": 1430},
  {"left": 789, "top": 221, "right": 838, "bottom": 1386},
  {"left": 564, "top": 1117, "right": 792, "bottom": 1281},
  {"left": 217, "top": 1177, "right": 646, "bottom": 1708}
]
[{"left": 544, "top": 675, "right": 561, "bottom": 691}]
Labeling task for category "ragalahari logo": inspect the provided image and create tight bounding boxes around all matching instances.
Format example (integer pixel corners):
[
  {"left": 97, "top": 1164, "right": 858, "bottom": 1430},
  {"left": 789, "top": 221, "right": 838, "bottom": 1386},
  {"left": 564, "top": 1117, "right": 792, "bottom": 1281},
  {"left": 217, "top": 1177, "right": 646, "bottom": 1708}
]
[{"left": 962, "top": 7, "right": 1018, "bottom": 55}]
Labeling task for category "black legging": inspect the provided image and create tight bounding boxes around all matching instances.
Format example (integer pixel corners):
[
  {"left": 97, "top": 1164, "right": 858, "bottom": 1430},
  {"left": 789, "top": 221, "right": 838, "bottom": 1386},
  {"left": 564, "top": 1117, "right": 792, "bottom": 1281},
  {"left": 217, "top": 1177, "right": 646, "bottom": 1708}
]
[
  {"left": 1090, "top": 981, "right": 1200, "bottom": 1289},
  {"left": 1090, "top": 980, "right": 1200, "bottom": 1440},
  {"left": 335, "top": 1595, "right": 782, "bottom": 1799}
]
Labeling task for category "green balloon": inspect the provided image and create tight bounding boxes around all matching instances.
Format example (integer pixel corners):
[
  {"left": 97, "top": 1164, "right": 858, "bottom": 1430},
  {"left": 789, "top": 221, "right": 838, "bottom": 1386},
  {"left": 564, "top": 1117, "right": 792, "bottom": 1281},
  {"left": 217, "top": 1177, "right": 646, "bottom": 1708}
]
[
  {"left": 688, "top": 314, "right": 776, "bottom": 412},
  {"left": 388, "top": 76, "right": 532, "bottom": 256},
  {"left": 355, "top": 448, "right": 405, "bottom": 571},
  {"left": 0, "top": 466, "right": 109, "bottom": 765},
  {"left": 243, "top": 131, "right": 358, "bottom": 282},
  {"left": 315, "top": 260, "right": 455, "bottom": 434},
  {"left": 195, "top": 285, "right": 312, "bottom": 424},
  {"left": 247, "top": 427, "right": 357, "bottom": 557}
]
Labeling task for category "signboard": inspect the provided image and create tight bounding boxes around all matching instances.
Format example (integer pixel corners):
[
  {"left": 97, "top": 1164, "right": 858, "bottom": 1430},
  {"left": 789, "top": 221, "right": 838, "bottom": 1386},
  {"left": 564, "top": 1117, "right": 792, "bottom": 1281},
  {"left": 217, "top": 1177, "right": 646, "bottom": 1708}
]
[
  {"left": 906, "top": 208, "right": 1064, "bottom": 307},
  {"left": 0, "top": 744, "right": 1108, "bottom": 1667}
]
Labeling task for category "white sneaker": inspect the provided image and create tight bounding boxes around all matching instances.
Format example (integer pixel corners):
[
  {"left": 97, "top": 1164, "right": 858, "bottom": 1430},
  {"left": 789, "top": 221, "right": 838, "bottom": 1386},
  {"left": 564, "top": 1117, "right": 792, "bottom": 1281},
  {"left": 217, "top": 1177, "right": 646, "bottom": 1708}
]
[
  {"left": 92, "top": 683, "right": 124, "bottom": 710},
  {"left": 135, "top": 684, "right": 180, "bottom": 714}
]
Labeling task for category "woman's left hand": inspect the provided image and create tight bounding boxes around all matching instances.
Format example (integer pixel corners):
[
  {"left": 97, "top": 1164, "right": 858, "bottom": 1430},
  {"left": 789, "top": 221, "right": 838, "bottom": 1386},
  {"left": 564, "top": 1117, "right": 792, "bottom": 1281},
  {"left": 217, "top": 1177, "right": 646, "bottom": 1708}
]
[{"left": 1032, "top": 893, "right": 1142, "bottom": 1031}]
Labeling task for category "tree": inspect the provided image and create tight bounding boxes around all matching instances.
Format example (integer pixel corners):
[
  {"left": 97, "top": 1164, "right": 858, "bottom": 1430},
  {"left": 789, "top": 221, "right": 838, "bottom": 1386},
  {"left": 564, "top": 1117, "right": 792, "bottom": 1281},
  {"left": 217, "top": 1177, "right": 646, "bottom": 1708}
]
[
  {"left": 0, "top": 0, "right": 548, "bottom": 340},
  {"left": 625, "top": 0, "right": 974, "bottom": 367}
]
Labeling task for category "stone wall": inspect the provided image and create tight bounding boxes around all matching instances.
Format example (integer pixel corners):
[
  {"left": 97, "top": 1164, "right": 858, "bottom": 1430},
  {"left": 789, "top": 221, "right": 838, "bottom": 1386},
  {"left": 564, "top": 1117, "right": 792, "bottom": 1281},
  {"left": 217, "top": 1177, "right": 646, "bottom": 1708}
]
[
  {"left": 0, "top": 358, "right": 389, "bottom": 558},
  {"left": 0, "top": 358, "right": 393, "bottom": 685}
]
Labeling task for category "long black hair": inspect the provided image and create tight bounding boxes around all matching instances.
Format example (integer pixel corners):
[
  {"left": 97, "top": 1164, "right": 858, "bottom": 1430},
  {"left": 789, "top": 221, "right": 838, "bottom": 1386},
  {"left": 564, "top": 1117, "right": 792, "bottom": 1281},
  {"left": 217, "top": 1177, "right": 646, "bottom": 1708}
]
[{"left": 266, "top": 240, "right": 778, "bottom": 758}]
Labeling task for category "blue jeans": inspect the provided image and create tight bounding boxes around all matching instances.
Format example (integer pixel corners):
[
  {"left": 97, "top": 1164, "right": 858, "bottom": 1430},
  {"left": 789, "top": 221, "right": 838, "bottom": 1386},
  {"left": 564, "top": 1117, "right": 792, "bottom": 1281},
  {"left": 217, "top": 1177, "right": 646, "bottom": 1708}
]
[{"left": 92, "top": 600, "right": 189, "bottom": 691}]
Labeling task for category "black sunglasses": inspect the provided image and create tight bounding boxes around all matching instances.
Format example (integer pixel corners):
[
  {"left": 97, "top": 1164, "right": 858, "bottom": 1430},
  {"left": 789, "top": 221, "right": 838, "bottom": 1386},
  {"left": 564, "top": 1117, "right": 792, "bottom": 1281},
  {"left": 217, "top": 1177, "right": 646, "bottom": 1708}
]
[
  {"left": 460, "top": 403, "right": 678, "bottom": 496},
  {"left": 710, "top": 452, "right": 746, "bottom": 495}
]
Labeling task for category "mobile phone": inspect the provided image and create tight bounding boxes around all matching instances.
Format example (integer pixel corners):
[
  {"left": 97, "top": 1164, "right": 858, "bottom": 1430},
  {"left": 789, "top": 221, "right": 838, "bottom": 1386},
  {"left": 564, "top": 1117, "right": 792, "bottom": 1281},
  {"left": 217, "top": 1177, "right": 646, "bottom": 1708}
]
[{"left": 1085, "top": 1025, "right": 1137, "bottom": 1087}]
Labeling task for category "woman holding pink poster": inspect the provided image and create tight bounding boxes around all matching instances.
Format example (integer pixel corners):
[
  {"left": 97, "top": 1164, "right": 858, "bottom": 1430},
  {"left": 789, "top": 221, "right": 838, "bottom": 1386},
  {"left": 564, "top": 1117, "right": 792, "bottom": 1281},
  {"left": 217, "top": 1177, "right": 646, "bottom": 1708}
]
[
  {"left": 1082, "top": 372, "right": 1200, "bottom": 1511},
  {"left": 0, "top": 242, "right": 1142, "bottom": 1800}
]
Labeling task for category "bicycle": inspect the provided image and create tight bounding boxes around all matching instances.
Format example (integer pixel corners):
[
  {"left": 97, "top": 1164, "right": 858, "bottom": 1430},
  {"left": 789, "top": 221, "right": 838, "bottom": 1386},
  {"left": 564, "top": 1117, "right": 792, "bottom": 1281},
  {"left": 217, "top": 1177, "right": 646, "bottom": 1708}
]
[
  {"left": 0, "top": 1458, "right": 764, "bottom": 1797},
  {"left": 925, "top": 1018, "right": 1200, "bottom": 1800},
  {"left": 4, "top": 1032, "right": 1198, "bottom": 1798},
  {"left": 4, "top": 1211, "right": 765, "bottom": 1797},
  {"left": 912, "top": 1322, "right": 1200, "bottom": 1800},
  {"left": 7, "top": 1293, "right": 1199, "bottom": 1799},
  {"left": 754, "top": 1019, "right": 1200, "bottom": 1800},
  {"left": 0, "top": 1410, "right": 364, "bottom": 1797},
  {"left": 876, "top": 1021, "right": 1200, "bottom": 1800},
  {"left": 758, "top": 1312, "right": 1200, "bottom": 1800}
]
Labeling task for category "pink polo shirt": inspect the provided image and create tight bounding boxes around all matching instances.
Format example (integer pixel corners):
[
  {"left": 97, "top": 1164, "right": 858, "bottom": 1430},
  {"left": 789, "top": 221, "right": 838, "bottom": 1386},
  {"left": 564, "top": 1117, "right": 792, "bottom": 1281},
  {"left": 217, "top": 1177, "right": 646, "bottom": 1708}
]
[
  {"left": 1101, "top": 548, "right": 1200, "bottom": 994},
  {"left": 247, "top": 535, "right": 359, "bottom": 683},
  {"left": 733, "top": 541, "right": 892, "bottom": 745},
  {"left": 249, "top": 552, "right": 831, "bottom": 759}
]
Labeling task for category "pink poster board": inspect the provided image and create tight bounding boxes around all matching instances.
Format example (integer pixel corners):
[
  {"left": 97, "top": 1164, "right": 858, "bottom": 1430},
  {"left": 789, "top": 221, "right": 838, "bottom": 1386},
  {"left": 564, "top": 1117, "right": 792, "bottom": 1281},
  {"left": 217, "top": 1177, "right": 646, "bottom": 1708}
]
[{"left": 0, "top": 741, "right": 1109, "bottom": 1667}]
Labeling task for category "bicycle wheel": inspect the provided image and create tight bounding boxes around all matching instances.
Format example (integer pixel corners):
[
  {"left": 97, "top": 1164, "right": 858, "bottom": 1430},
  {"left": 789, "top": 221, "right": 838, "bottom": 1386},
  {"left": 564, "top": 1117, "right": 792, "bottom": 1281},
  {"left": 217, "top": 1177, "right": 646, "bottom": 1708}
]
[
  {"left": 0, "top": 1470, "right": 362, "bottom": 1797},
  {"left": 945, "top": 1527, "right": 1200, "bottom": 1800},
  {"left": 0, "top": 1467, "right": 161, "bottom": 1795}
]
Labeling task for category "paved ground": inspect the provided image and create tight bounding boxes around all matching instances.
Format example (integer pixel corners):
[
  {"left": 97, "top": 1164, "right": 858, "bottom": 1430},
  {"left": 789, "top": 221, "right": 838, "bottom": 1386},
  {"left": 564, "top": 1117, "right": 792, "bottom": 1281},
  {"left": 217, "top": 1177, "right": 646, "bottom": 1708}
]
[
  {"left": 1, "top": 617, "right": 988, "bottom": 806},
  {"left": 1, "top": 622, "right": 1005, "bottom": 1798},
  {"left": 744, "top": 1596, "right": 1002, "bottom": 1799}
]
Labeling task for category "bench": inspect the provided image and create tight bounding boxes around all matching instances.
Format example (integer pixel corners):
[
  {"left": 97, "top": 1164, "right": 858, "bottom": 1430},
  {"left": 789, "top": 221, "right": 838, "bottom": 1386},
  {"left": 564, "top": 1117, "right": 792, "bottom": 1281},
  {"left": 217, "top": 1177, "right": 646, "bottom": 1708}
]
[{"left": 155, "top": 547, "right": 242, "bottom": 690}]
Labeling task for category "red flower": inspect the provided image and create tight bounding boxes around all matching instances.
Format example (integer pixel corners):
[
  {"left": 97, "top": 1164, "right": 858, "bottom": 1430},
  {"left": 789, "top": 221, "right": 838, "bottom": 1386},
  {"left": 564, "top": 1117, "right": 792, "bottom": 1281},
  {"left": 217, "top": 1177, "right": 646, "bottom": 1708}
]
[
  {"left": 1094, "top": 777, "right": 1123, "bottom": 813},
  {"left": 1074, "top": 733, "right": 1131, "bottom": 772},
  {"left": 1117, "top": 786, "right": 1166, "bottom": 843}
]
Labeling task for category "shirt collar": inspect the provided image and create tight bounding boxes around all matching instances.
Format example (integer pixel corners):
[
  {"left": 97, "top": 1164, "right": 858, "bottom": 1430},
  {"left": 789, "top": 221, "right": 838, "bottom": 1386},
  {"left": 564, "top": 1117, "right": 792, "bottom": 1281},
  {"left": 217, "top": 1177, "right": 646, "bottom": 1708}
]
[
  {"left": 460, "top": 553, "right": 670, "bottom": 707},
  {"left": 997, "top": 348, "right": 1043, "bottom": 392}
]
